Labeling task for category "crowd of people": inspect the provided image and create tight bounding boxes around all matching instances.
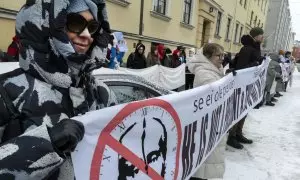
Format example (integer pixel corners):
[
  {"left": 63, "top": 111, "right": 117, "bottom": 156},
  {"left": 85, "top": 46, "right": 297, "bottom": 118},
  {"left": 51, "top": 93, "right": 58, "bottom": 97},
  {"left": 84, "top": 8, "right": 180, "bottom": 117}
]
[
  {"left": 0, "top": 0, "right": 296, "bottom": 180},
  {"left": 126, "top": 43, "right": 187, "bottom": 69}
]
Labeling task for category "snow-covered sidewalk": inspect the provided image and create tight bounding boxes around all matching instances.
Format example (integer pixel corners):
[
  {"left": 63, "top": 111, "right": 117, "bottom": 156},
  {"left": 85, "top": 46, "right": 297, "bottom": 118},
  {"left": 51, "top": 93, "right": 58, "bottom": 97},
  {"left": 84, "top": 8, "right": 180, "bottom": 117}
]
[{"left": 222, "top": 70, "right": 300, "bottom": 180}]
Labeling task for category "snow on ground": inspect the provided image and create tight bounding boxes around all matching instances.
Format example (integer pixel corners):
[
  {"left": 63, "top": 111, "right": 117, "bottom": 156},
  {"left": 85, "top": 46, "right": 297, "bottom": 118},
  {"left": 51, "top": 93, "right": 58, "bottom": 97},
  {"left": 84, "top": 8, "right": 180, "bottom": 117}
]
[{"left": 220, "top": 70, "right": 300, "bottom": 180}]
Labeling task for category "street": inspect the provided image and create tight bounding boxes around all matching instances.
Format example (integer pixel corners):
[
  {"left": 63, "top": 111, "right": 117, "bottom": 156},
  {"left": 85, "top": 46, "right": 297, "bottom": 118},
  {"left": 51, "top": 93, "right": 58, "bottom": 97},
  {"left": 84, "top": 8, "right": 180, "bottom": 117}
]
[{"left": 222, "top": 70, "right": 300, "bottom": 180}]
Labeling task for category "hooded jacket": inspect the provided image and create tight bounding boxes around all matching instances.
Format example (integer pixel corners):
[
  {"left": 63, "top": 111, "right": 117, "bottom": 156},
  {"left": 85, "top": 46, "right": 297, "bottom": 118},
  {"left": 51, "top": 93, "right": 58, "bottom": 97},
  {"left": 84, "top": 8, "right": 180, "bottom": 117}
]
[
  {"left": 146, "top": 46, "right": 160, "bottom": 67},
  {"left": 236, "top": 35, "right": 263, "bottom": 70},
  {"left": 0, "top": 0, "right": 116, "bottom": 179},
  {"left": 187, "top": 53, "right": 226, "bottom": 179},
  {"left": 126, "top": 43, "right": 147, "bottom": 69}
]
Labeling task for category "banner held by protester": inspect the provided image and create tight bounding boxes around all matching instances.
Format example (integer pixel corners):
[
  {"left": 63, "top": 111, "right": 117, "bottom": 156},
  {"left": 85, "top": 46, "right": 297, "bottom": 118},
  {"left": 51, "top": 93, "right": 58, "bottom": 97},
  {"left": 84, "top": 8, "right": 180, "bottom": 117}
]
[{"left": 71, "top": 60, "right": 268, "bottom": 180}]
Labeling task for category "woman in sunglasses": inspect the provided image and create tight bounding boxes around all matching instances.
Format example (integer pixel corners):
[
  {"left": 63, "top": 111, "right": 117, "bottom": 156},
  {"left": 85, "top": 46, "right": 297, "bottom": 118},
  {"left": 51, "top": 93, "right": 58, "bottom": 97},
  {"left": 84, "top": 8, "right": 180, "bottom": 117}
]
[{"left": 0, "top": 0, "right": 116, "bottom": 179}]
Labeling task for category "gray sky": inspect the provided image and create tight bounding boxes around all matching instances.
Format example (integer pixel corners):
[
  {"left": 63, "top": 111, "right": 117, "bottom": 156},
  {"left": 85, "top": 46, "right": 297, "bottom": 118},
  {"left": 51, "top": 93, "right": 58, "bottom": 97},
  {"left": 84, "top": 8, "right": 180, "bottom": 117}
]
[{"left": 289, "top": 0, "right": 300, "bottom": 40}]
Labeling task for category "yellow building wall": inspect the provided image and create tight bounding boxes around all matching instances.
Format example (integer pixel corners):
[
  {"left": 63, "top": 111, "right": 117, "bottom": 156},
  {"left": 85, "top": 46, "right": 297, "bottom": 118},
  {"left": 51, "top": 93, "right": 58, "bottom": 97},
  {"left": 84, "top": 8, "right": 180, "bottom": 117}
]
[
  {"left": 142, "top": 0, "right": 198, "bottom": 46},
  {"left": 0, "top": 18, "right": 16, "bottom": 51},
  {"left": 0, "top": 0, "right": 25, "bottom": 11},
  {"left": 106, "top": 1, "right": 139, "bottom": 35}
]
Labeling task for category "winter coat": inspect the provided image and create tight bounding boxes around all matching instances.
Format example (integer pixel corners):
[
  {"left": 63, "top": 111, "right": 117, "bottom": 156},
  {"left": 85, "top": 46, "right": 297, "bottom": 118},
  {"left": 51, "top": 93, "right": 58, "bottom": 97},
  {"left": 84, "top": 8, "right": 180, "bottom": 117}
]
[
  {"left": 172, "top": 49, "right": 182, "bottom": 68},
  {"left": 146, "top": 52, "right": 161, "bottom": 67},
  {"left": 126, "top": 43, "right": 147, "bottom": 69},
  {"left": 236, "top": 35, "right": 263, "bottom": 70},
  {"left": 0, "top": 1, "right": 117, "bottom": 179},
  {"left": 146, "top": 46, "right": 160, "bottom": 67},
  {"left": 187, "top": 53, "right": 226, "bottom": 179},
  {"left": 266, "top": 54, "right": 281, "bottom": 92}
]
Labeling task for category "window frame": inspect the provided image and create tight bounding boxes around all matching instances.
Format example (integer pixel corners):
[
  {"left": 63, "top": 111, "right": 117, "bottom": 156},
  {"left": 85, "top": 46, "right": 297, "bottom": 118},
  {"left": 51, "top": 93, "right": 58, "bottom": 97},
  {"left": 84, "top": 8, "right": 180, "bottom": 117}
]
[
  {"left": 153, "top": 0, "right": 168, "bottom": 15},
  {"left": 215, "top": 11, "right": 222, "bottom": 36},
  {"left": 239, "top": 25, "right": 244, "bottom": 43},
  {"left": 183, "top": 0, "right": 193, "bottom": 24},
  {"left": 234, "top": 23, "right": 240, "bottom": 43},
  {"left": 225, "top": 17, "right": 232, "bottom": 40}
]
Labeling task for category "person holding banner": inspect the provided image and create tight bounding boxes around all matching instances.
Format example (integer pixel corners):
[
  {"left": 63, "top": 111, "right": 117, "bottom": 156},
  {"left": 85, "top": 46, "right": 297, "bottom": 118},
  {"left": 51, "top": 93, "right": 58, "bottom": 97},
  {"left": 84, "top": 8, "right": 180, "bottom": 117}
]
[
  {"left": 265, "top": 53, "right": 282, "bottom": 106},
  {"left": 188, "top": 43, "right": 227, "bottom": 180},
  {"left": 227, "top": 27, "right": 265, "bottom": 149},
  {"left": 0, "top": 0, "right": 117, "bottom": 179}
]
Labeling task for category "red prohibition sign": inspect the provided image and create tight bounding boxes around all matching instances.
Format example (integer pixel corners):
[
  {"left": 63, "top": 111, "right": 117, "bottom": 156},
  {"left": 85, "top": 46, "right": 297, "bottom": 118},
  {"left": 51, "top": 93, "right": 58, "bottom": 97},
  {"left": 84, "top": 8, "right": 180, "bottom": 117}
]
[{"left": 90, "top": 99, "right": 182, "bottom": 180}]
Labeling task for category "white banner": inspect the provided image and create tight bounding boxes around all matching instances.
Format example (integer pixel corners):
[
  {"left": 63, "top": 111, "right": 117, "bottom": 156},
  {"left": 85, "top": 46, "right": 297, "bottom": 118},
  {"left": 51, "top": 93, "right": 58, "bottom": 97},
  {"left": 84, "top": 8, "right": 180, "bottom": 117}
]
[
  {"left": 93, "top": 64, "right": 186, "bottom": 90},
  {"left": 72, "top": 61, "right": 268, "bottom": 180}
]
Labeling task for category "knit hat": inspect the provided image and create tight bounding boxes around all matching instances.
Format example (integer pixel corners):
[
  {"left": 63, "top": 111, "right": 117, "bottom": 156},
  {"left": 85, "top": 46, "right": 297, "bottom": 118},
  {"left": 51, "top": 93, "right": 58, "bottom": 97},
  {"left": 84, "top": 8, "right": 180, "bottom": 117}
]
[
  {"left": 67, "top": 0, "right": 98, "bottom": 20},
  {"left": 250, "top": 27, "right": 264, "bottom": 38}
]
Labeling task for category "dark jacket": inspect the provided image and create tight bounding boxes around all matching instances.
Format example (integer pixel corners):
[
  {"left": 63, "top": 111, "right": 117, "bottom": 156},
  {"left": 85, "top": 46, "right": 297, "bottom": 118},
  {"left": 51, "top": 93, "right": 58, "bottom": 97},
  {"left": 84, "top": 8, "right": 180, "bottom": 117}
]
[
  {"left": 0, "top": 1, "right": 117, "bottom": 179},
  {"left": 127, "top": 43, "right": 147, "bottom": 69},
  {"left": 236, "top": 35, "right": 263, "bottom": 70}
]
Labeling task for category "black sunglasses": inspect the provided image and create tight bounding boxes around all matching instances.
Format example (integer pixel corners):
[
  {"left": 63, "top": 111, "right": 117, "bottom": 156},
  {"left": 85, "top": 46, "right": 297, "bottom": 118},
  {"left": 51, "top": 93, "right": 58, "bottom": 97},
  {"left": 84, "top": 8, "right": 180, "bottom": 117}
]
[{"left": 66, "top": 13, "right": 100, "bottom": 35}]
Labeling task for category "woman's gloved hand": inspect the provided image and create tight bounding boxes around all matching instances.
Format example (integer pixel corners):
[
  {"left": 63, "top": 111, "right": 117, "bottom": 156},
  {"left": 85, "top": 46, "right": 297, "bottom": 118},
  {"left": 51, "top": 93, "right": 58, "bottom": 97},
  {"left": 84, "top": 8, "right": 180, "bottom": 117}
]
[{"left": 49, "top": 119, "right": 85, "bottom": 154}]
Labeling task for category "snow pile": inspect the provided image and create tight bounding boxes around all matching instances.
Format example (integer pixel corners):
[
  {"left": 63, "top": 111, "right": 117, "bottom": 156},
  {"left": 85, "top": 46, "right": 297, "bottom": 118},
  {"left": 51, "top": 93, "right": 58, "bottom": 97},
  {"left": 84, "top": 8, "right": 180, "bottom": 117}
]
[{"left": 222, "top": 70, "right": 300, "bottom": 180}]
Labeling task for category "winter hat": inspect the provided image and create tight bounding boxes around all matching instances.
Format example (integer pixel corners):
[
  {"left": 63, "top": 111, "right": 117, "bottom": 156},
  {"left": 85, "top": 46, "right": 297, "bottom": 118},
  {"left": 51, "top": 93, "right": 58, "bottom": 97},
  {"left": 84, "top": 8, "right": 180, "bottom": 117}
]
[
  {"left": 279, "top": 50, "right": 285, "bottom": 55},
  {"left": 67, "top": 0, "right": 98, "bottom": 20},
  {"left": 250, "top": 27, "right": 264, "bottom": 38}
]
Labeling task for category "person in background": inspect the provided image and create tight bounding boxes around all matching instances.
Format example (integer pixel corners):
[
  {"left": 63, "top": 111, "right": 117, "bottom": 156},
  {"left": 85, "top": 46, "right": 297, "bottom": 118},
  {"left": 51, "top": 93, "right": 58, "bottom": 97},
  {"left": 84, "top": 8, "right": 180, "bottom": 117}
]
[
  {"left": 188, "top": 43, "right": 228, "bottom": 180},
  {"left": 6, "top": 35, "right": 20, "bottom": 61},
  {"left": 265, "top": 53, "right": 281, "bottom": 106},
  {"left": 222, "top": 52, "right": 232, "bottom": 68},
  {"left": 172, "top": 46, "right": 182, "bottom": 68},
  {"left": 108, "top": 35, "right": 119, "bottom": 69},
  {"left": 146, "top": 45, "right": 160, "bottom": 67},
  {"left": 227, "top": 27, "right": 264, "bottom": 149},
  {"left": 0, "top": 0, "right": 117, "bottom": 179},
  {"left": 284, "top": 51, "right": 292, "bottom": 91},
  {"left": 279, "top": 50, "right": 286, "bottom": 63},
  {"left": 162, "top": 47, "right": 172, "bottom": 67},
  {"left": 127, "top": 42, "right": 147, "bottom": 69},
  {"left": 274, "top": 50, "right": 285, "bottom": 97}
]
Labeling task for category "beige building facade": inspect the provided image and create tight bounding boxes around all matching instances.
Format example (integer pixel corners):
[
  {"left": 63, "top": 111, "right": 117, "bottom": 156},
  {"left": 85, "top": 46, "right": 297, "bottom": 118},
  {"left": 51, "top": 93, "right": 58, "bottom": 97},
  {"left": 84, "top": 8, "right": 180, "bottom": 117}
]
[
  {"left": 196, "top": 0, "right": 269, "bottom": 53},
  {"left": 107, "top": 0, "right": 199, "bottom": 58}
]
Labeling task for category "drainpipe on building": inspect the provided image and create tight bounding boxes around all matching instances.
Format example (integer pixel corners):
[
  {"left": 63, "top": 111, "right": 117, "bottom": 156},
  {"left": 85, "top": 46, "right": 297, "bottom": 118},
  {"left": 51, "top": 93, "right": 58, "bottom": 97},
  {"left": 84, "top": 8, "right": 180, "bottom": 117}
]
[{"left": 139, "top": 0, "right": 144, "bottom": 43}]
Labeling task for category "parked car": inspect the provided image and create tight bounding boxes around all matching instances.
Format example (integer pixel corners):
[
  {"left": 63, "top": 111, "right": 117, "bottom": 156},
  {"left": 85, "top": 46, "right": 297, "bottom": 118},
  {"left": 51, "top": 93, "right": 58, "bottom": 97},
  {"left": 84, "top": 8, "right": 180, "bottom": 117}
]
[
  {"left": 0, "top": 62, "right": 171, "bottom": 104},
  {"left": 94, "top": 73, "right": 171, "bottom": 104}
]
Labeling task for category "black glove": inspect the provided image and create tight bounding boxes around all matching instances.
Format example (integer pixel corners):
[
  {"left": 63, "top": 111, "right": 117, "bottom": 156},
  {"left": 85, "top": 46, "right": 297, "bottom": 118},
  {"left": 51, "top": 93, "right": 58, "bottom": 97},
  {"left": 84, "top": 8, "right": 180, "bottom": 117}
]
[
  {"left": 275, "top": 77, "right": 282, "bottom": 81},
  {"left": 226, "top": 68, "right": 237, "bottom": 76},
  {"left": 49, "top": 119, "right": 85, "bottom": 154}
]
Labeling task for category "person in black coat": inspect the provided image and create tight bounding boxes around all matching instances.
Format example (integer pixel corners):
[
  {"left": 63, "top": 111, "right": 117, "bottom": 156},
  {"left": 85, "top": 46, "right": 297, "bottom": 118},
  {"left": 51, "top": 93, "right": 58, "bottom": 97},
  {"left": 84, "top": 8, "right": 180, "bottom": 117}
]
[
  {"left": 227, "top": 27, "right": 264, "bottom": 150},
  {"left": 235, "top": 27, "right": 264, "bottom": 70},
  {"left": 127, "top": 42, "right": 147, "bottom": 69}
]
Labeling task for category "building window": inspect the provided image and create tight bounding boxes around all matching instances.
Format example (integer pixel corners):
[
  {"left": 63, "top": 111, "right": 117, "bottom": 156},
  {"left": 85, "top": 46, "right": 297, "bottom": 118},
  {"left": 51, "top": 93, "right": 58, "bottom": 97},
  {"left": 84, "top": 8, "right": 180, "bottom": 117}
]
[
  {"left": 239, "top": 25, "right": 244, "bottom": 43},
  {"left": 234, "top": 23, "right": 240, "bottom": 43},
  {"left": 153, "top": 0, "right": 167, "bottom": 15},
  {"left": 261, "top": 23, "right": 264, "bottom": 29},
  {"left": 183, "top": 0, "right": 192, "bottom": 24},
  {"left": 254, "top": 16, "right": 257, "bottom": 26},
  {"left": 244, "top": 0, "right": 247, "bottom": 8},
  {"left": 250, "top": 12, "right": 253, "bottom": 25},
  {"left": 240, "top": 0, "right": 243, "bottom": 5},
  {"left": 258, "top": 20, "right": 261, "bottom": 27},
  {"left": 225, "top": 17, "right": 232, "bottom": 40},
  {"left": 215, "top": 11, "right": 222, "bottom": 36},
  {"left": 258, "top": 0, "right": 260, "bottom": 6}
]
